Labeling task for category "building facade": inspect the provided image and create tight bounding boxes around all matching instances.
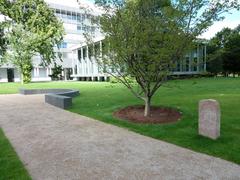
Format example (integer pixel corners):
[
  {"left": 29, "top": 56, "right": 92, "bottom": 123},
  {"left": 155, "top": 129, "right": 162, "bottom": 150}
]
[
  {"left": 0, "top": 0, "right": 100, "bottom": 82},
  {"left": 0, "top": 0, "right": 207, "bottom": 83},
  {"left": 71, "top": 38, "right": 207, "bottom": 81}
]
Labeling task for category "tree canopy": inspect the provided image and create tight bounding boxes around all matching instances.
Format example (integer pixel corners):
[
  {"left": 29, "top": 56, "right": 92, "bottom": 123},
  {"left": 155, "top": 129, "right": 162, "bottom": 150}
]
[
  {"left": 207, "top": 25, "right": 240, "bottom": 76},
  {"left": 91, "top": 0, "right": 239, "bottom": 116},
  {"left": 0, "top": 0, "right": 64, "bottom": 83}
]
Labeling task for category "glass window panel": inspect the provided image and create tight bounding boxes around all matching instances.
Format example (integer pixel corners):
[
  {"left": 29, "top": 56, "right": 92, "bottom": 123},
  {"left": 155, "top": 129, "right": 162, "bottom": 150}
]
[
  {"left": 67, "top": 11, "right": 72, "bottom": 20},
  {"left": 77, "top": 13, "right": 81, "bottom": 22},
  {"left": 77, "top": 25, "right": 81, "bottom": 31},
  {"left": 72, "top": 12, "right": 76, "bottom": 20},
  {"left": 61, "top": 10, "right": 67, "bottom": 19}
]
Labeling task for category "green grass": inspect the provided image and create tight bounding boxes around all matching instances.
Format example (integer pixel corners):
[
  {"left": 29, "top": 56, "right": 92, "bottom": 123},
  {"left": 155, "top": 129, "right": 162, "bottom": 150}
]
[
  {"left": 0, "top": 128, "right": 31, "bottom": 180},
  {"left": 0, "top": 77, "right": 240, "bottom": 166}
]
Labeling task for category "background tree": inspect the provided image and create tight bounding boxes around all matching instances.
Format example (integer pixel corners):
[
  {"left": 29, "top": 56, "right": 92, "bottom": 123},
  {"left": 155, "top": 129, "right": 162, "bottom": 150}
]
[
  {"left": 207, "top": 28, "right": 232, "bottom": 76},
  {"left": 208, "top": 25, "right": 240, "bottom": 76},
  {"left": 49, "top": 62, "right": 63, "bottom": 81},
  {"left": 91, "top": 0, "right": 239, "bottom": 117},
  {"left": 223, "top": 26, "right": 240, "bottom": 76},
  {"left": 0, "top": 22, "right": 7, "bottom": 58},
  {"left": 0, "top": 0, "right": 64, "bottom": 84}
]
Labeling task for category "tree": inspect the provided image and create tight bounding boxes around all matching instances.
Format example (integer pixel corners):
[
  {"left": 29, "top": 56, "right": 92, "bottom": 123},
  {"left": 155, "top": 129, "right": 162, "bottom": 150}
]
[
  {"left": 223, "top": 26, "right": 240, "bottom": 76},
  {"left": 90, "top": 0, "right": 239, "bottom": 117},
  {"left": 207, "top": 25, "right": 240, "bottom": 76},
  {"left": 49, "top": 62, "right": 63, "bottom": 81},
  {"left": 207, "top": 28, "right": 232, "bottom": 76},
  {"left": 0, "top": 23, "right": 7, "bottom": 58},
  {"left": 0, "top": 0, "right": 64, "bottom": 84}
]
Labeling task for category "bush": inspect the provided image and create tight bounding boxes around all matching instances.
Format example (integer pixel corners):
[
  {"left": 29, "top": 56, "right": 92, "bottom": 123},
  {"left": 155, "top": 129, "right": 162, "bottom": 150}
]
[
  {"left": 22, "top": 63, "right": 33, "bottom": 84},
  {"left": 49, "top": 63, "right": 63, "bottom": 81}
]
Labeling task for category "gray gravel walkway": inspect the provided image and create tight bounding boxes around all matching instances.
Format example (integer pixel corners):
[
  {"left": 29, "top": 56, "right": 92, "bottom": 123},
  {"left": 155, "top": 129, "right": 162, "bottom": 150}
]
[{"left": 0, "top": 94, "right": 239, "bottom": 180}]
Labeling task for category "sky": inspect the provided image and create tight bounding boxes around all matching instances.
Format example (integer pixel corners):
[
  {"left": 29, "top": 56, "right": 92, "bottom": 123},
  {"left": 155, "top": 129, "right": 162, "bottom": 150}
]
[
  {"left": 200, "top": 9, "right": 240, "bottom": 39},
  {"left": 86, "top": 0, "right": 240, "bottom": 40}
]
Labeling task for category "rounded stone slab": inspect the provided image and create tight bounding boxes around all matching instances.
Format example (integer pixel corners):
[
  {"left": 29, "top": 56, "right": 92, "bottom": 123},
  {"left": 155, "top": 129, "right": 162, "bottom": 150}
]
[
  {"left": 19, "top": 88, "right": 80, "bottom": 109},
  {"left": 19, "top": 88, "right": 79, "bottom": 97},
  {"left": 199, "top": 99, "right": 220, "bottom": 140}
]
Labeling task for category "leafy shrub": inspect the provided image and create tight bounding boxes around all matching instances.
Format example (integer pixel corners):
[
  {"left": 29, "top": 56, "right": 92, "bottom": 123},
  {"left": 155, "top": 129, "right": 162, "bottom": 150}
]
[
  {"left": 49, "top": 62, "right": 63, "bottom": 80},
  {"left": 22, "top": 63, "right": 33, "bottom": 84}
]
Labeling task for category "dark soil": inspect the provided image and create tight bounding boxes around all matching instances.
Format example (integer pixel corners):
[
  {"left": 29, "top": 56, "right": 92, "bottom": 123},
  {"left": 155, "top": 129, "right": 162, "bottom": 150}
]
[{"left": 113, "top": 106, "right": 182, "bottom": 124}]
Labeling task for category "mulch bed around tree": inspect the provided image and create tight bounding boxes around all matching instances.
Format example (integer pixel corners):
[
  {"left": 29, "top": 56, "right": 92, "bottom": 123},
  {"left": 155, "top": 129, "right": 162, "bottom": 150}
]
[{"left": 113, "top": 106, "right": 182, "bottom": 124}]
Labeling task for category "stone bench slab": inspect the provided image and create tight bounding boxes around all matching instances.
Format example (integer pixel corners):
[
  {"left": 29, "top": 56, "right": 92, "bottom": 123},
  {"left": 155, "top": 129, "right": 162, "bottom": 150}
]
[
  {"left": 45, "top": 94, "right": 72, "bottom": 109},
  {"left": 19, "top": 88, "right": 80, "bottom": 109}
]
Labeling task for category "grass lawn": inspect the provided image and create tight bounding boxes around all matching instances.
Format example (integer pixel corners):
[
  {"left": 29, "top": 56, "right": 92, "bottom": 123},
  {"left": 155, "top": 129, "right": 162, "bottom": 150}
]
[
  {"left": 0, "top": 77, "right": 240, "bottom": 167},
  {"left": 0, "top": 128, "right": 31, "bottom": 180}
]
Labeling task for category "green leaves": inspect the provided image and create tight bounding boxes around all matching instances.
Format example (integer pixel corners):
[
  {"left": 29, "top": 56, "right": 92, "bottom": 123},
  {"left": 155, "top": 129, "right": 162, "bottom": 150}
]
[
  {"left": 92, "top": 0, "right": 239, "bottom": 113},
  {"left": 0, "top": 0, "right": 64, "bottom": 83},
  {"left": 207, "top": 26, "right": 240, "bottom": 75}
]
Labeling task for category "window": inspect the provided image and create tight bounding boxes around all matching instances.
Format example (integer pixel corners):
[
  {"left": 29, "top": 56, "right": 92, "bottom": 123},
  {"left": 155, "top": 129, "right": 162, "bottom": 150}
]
[
  {"left": 82, "top": 14, "right": 86, "bottom": 21},
  {"left": 62, "top": 52, "right": 68, "bottom": 59},
  {"left": 72, "top": 12, "right": 76, "bottom": 20},
  {"left": 39, "top": 68, "right": 47, "bottom": 77},
  {"left": 185, "top": 57, "right": 190, "bottom": 71},
  {"left": 83, "top": 48, "right": 87, "bottom": 59},
  {"left": 56, "top": 9, "right": 61, "bottom": 18},
  {"left": 82, "top": 25, "right": 86, "bottom": 32},
  {"left": 77, "top": 25, "right": 81, "bottom": 31},
  {"left": 192, "top": 57, "right": 198, "bottom": 71},
  {"left": 177, "top": 62, "right": 181, "bottom": 72},
  {"left": 61, "top": 10, "right": 67, "bottom": 19},
  {"left": 59, "top": 42, "right": 67, "bottom": 49},
  {"left": 77, "top": 13, "right": 81, "bottom": 22},
  {"left": 74, "top": 65, "right": 77, "bottom": 74},
  {"left": 78, "top": 49, "right": 81, "bottom": 60},
  {"left": 67, "top": 11, "right": 72, "bottom": 20}
]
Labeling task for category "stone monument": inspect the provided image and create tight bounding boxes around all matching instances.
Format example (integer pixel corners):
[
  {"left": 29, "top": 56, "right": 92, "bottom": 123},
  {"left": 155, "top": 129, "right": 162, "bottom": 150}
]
[{"left": 199, "top": 99, "right": 220, "bottom": 140}]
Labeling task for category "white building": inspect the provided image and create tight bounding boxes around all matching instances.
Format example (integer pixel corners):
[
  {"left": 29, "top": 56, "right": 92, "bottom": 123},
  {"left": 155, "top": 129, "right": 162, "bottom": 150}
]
[
  {"left": 0, "top": 0, "right": 207, "bottom": 83},
  {"left": 0, "top": 0, "right": 101, "bottom": 82},
  {"left": 71, "top": 38, "right": 207, "bottom": 81}
]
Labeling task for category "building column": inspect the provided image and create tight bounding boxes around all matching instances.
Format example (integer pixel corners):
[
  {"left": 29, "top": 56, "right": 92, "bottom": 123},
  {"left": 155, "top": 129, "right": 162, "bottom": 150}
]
[
  {"left": 92, "top": 44, "right": 95, "bottom": 75},
  {"left": 36, "top": 67, "right": 39, "bottom": 77},
  {"left": 197, "top": 44, "right": 200, "bottom": 72},
  {"left": 204, "top": 45, "right": 207, "bottom": 71},
  {"left": 81, "top": 47, "right": 84, "bottom": 76},
  {"left": 76, "top": 50, "right": 80, "bottom": 75},
  {"left": 72, "top": 50, "right": 78, "bottom": 81},
  {"left": 71, "top": 51, "right": 75, "bottom": 75},
  {"left": 46, "top": 68, "right": 49, "bottom": 76},
  {"left": 64, "top": 69, "right": 67, "bottom": 80},
  {"left": 87, "top": 45, "right": 89, "bottom": 75},
  {"left": 34, "top": 68, "right": 37, "bottom": 77}
]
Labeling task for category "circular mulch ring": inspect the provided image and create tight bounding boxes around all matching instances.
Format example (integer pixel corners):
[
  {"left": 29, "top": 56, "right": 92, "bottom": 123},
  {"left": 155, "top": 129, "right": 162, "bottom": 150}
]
[{"left": 113, "top": 106, "right": 182, "bottom": 124}]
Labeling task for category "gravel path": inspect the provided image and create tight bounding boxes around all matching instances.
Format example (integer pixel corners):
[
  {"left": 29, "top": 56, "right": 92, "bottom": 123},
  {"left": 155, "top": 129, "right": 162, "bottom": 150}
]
[{"left": 0, "top": 94, "right": 239, "bottom": 180}]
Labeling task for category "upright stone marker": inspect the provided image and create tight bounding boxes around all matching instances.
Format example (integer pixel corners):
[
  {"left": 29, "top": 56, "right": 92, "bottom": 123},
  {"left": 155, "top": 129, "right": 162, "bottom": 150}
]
[{"left": 199, "top": 99, "right": 220, "bottom": 140}]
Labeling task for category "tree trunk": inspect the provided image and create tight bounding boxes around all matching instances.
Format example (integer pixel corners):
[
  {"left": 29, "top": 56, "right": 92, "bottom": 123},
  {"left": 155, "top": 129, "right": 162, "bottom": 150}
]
[{"left": 144, "top": 97, "right": 151, "bottom": 117}]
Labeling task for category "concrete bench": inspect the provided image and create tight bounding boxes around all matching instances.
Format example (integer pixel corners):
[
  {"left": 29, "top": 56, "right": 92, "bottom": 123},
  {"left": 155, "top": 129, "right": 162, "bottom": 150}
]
[
  {"left": 19, "top": 88, "right": 80, "bottom": 109},
  {"left": 45, "top": 94, "right": 72, "bottom": 109}
]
